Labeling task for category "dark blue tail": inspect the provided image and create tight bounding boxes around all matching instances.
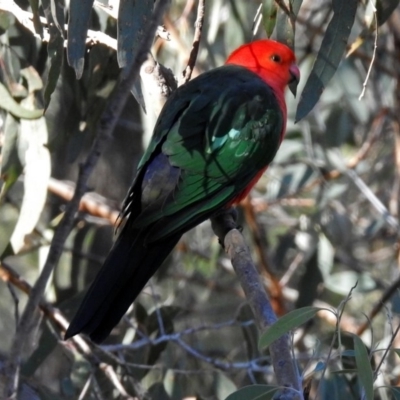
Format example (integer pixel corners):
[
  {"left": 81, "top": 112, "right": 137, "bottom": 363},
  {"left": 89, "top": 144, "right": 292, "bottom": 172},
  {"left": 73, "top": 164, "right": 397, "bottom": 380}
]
[{"left": 65, "top": 230, "right": 181, "bottom": 343}]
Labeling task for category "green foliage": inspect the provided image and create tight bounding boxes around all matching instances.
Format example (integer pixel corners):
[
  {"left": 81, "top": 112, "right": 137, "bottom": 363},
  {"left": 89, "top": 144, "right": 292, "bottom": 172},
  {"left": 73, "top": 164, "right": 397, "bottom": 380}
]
[
  {"left": 352, "top": 334, "right": 374, "bottom": 400},
  {"left": 258, "top": 306, "right": 323, "bottom": 350},
  {"left": 295, "top": 0, "right": 358, "bottom": 122}
]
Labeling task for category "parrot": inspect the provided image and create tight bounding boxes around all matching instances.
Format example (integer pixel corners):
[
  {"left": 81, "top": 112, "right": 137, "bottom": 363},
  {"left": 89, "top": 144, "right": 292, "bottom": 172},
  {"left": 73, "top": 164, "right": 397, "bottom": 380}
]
[{"left": 65, "top": 39, "right": 300, "bottom": 343}]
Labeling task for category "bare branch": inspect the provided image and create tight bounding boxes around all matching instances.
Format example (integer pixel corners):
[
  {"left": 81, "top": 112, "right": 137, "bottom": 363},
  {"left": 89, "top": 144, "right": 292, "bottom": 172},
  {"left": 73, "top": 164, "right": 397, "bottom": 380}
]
[
  {"left": 179, "top": 0, "right": 205, "bottom": 86},
  {"left": 210, "top": 210, "right": 303, "bottom": 400}
]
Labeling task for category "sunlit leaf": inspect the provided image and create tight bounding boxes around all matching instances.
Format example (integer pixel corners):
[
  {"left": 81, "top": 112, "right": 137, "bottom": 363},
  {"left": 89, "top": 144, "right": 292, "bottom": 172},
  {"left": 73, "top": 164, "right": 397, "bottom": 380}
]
[
  {"left": 10, "top": 96, "right": 50, "bottom": 253},
  {"left": 0, "top": 82, "right": 43, "bottom": 119},
  {"left": 296, "top": 0, "right": 358, "bottom": 121},
  {"left": 352, "top": 334, "right": 374, "bottom": 400},
  {"left": 67, "top": 0, "right": 95, "bottom": 79},
  {"left": 258, "top": 307, "right": 323, "bottom": 350},
  {"left": 225, "top": 385, "right": 278, "bottom": 400}
]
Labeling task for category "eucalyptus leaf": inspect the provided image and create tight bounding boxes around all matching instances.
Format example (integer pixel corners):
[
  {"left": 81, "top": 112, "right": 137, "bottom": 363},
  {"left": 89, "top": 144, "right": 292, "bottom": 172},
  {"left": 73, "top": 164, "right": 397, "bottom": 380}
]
[
  {"left": 296, "top": 0, "right": 358, "bottom": 121},
  {"left": 10, "top": 102, "right": 50, "bottom": 253},
  {"left": 0, "top": 82, "right": 43, "bottom": 119},
  {"left": 352, "top": 334, "right": 374, "bottom": 400},
  {"left": 276, "top": 6, "right": 294, "bottom": 48},
  {"left": 258, "top": 306, "right": 323, "bottom": 350},
  {"left": 117, "top": 0, "right": 154, "bottom": 69},
  {"left": 262, "top": 0, "right": 278, "bottom": 37},
  {"left": 67, "top": 0, "right": 95, "bottom": 79},
  {"left": 42, "top": 0, "right": 64, "bottom": 108},
  {"left": 117, "top": 0, "right": 154, "bottom": 109}
]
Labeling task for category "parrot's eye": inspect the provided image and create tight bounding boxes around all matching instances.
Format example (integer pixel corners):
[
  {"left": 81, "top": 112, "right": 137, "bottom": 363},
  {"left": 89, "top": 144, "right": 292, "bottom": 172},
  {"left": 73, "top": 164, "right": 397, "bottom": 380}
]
[{"left": 271, "top": 54, "right": 281, "bottom": 63}]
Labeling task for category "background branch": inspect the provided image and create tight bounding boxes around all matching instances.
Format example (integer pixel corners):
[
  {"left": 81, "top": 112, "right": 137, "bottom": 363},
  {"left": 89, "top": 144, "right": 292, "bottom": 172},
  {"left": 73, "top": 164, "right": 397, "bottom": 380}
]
[{"left": 0, "top": 1, "right": 169, "bottom": 397}]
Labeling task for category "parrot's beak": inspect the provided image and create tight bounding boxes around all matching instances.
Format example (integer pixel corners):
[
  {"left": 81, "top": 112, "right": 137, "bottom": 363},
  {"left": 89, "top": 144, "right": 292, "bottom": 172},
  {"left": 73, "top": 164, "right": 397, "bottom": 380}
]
[{"left": 289, "top": 64, "right": 300, "bottom": 97}]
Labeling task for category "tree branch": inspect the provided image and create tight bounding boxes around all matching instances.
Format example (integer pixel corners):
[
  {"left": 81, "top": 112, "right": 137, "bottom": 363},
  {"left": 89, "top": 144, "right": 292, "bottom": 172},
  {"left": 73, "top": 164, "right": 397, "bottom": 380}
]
[
  {"left": 0, "top": 0, "right": 169, "bottom": 397},
  {"left": 210, "top": 209, "right": 303, "bottom": 400},
  {"left": 179, "top": 0, "right": 205, "bottom": 86}
]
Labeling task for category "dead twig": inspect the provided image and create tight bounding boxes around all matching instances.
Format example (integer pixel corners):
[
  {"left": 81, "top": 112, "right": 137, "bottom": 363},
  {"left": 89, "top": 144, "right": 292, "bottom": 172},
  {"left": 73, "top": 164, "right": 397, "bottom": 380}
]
[{"left": 179, "top": 0, "right": 205, "bottom": 86}]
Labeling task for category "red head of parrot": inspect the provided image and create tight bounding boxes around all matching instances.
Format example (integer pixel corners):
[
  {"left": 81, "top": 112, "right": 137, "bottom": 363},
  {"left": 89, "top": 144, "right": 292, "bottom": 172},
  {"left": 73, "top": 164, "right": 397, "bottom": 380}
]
[{"left": 225, "top": 39, "right": 300, "bottom": 134}]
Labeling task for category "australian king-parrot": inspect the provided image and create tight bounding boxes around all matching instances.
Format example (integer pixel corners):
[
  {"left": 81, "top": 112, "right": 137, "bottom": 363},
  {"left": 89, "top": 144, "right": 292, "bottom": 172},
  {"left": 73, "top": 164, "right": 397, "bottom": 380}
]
[{"left": 65, "top": 39, "right": 300, "bottom": 343}]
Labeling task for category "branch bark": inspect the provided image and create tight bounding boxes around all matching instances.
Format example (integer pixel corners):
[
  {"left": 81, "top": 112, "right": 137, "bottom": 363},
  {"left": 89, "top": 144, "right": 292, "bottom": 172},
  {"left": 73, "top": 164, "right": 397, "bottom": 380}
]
[
  {"left": 179, "top": 0, "right": 205, "bottom": 85},
  {"left": 211, "top": 209, "right": 304, "bottom": 400}
]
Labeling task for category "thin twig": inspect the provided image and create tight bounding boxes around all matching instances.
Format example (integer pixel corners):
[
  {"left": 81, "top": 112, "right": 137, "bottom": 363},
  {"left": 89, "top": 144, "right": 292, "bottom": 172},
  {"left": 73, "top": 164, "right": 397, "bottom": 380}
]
[
  {"left": 356, "top": 274, "right": 400, "bottom": 336},
  {"left": 252, "top": 108, "right": 388, "bottom": 213},
  {"left": 374, "top": 321, "right": 400, "bottom": 380},
  {"left": 179, "top": 0, "right": 205, "bottom": 86},
  {"left": 359, "top": 2, "right": 378, "bottom": 100},
  {"left": 1, "top": 1, "right": 169, "bottom": 397}
]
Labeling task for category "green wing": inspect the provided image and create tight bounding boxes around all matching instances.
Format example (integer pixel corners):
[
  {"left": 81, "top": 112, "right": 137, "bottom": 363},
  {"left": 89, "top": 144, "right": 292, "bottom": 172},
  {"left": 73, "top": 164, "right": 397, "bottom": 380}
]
[{"left": 123, "top": 65, "right": 284, "bottom": 242}]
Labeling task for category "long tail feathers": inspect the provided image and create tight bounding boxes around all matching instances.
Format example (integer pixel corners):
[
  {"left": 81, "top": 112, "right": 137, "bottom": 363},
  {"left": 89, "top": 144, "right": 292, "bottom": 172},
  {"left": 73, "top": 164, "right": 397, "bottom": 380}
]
[{"left": 65, "top": 230, "right": 181, "bottom": 343}]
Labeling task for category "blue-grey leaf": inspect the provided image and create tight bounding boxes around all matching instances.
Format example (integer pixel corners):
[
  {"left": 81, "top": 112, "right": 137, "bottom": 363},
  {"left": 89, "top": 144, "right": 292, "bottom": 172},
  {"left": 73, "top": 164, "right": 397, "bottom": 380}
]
[
  {"left": 117, "top": 0, "right": 154, "bottom": 110},
  {"left": 67, "top": 0, "right": 95, "bottom": 79},
  {"left": 117, "top": 0, "right": 154, "bottom": 70},
  {"left": 296, "top": 0, "right": 358, "bottom": 121},
  {"left": 353, "top": 334, "right": 374, "bottom": 400}
]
